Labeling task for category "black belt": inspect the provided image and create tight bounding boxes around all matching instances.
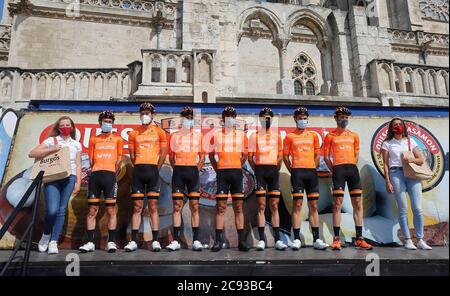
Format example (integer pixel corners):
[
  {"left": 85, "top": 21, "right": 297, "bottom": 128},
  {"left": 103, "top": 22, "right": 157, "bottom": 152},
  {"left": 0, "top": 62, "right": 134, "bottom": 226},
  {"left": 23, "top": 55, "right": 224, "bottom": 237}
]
[{"left": 390, "top": 166, "right": 403, "bottom": 171}]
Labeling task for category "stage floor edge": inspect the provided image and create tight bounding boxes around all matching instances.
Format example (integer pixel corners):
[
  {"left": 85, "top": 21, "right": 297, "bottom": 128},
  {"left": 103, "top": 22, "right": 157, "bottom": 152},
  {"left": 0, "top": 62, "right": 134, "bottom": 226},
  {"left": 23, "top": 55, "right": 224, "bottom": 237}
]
[{"left": 1, "top": 247, "right": 448, "bottom": 276}]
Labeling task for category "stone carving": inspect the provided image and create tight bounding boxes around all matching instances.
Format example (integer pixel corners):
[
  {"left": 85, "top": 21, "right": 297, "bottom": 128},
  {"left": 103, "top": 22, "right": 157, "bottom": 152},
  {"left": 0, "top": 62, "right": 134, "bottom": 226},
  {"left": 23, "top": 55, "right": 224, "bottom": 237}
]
[{"left": 419, "top": 0, "right": 449, "bottom": 22}]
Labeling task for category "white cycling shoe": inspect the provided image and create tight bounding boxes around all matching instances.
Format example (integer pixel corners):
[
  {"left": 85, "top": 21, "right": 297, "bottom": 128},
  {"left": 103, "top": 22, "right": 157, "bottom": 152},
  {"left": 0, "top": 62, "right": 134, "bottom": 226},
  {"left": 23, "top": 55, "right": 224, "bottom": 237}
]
[
  {"left": 256, "top": 240, "right": 266, "bottom": 251},
  {"left": 404, "top": 239, "right": 417, "bottom": 250},
  {"left": 167, "top": 240, "right": 181, "bottom": 251},
  {"left": 417, "top": 239, "right": 432, "bottom": 250},
  {"left": 124, "top": 241, "right": 138, "bottom": 252},
  {"left": 38, "top": 234, "right": 51, "bottom": 253},
  {"left": 192, "top": 240, "right": 203, "bottom": 251},
  {"left": 47, "top": 241, "right": 59, "bottom": 254},
  {"left": 152, "top": 241, "right": 162, "bottom": 252},
  {"left": 290, "top": 239, "right": 302, "bottom": 251},
  {"left": 313, "top": 239, "right": 329, "bottom": 250},
  {"left": 79, "top": 242, "right": 95, "bottom": 253},
  {"left": 275, "top": 240, "right": 288, "bottom": 250},
  {"left": 106, "top": 242, "right": 117, "bottom": 253}
]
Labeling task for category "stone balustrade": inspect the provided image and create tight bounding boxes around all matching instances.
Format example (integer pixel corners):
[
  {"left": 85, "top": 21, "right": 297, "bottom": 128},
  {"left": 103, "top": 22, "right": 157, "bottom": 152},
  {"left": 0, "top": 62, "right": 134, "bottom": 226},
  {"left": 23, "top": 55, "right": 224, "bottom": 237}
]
[
  {"left": 389, "top": 29, "right": 449, "bottom": 46},
  {"left": 0, "top": 67, "right": 130, "bottom": 102},
  {"left": 370, "top": 60, "right": 449, "bottom": 99}
]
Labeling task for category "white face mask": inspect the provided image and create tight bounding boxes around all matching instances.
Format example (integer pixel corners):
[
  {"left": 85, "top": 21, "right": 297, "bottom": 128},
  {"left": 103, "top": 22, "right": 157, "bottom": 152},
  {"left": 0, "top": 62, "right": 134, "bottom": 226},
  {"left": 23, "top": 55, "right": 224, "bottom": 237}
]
[
  {"left": 182, "top": 119, "right": 194, "bottom": 129},
  {"left": 140, "top": 115, "right": 152, "bottom": 125},
  {"left": 224, "top": 118, "right": 235, "bottom": 129}
]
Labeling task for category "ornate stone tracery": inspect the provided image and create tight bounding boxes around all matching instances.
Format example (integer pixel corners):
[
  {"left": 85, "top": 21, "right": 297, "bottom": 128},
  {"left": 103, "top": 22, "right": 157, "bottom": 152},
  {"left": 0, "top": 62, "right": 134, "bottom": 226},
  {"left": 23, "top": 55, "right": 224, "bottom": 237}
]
[
  {"left": 291, "top": 52, "right": 318, "bottom": 95},
  {"left": 419, "top": 0, "right": 449, "bottom": 22}
]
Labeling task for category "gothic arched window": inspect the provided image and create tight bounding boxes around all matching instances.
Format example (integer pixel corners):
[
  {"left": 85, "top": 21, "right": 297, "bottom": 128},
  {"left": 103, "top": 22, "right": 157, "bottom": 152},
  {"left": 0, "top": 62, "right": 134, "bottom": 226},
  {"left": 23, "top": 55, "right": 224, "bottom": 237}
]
[{"left": 292, "top": 53, "right": 317, "bottom": 96}]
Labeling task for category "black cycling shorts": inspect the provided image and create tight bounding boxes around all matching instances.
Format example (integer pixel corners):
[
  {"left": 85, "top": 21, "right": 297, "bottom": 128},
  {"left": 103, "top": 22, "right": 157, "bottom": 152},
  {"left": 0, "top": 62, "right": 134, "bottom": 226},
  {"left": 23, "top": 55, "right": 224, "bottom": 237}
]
[
  {"left": 216, "top": 169, "right": 244, "bottom": 201},
  {"left": 255, "top": 165, "right": 280, "bottom": 199},
  {"left": 291, "top": 168, "right": 319, "bottom": 200},
  {"left": 88, "top": 170, "right": 117, "bottom": 206},
  {"left": 131, "top": 164, "right": 160, "bottom": 200},
  {"left": 332, "top": 164, "right": 362, "bottom": 198},
  {"left": 172, "top": 166, "right": 200, "bottom": 200}
]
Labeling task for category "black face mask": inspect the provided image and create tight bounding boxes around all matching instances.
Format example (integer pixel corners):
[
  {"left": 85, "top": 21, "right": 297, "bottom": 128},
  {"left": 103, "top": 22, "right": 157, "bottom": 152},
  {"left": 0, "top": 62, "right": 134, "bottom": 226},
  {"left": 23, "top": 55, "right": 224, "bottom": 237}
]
[{"left": 260, "top": 117, "right": 272, "bottom": 129}]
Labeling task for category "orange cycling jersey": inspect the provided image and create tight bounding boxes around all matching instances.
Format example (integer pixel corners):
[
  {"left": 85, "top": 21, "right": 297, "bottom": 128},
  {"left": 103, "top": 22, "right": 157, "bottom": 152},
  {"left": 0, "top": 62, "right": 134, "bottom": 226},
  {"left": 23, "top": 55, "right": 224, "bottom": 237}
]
[
  {"left": 128, "top": 124, "right": 167, "bottom": 165},
  {"left": 88, "top": 133, "right": 124, "bottom": 173},
  {"left": 169, "top": 130, "right": 204, "bottom": 166},
  {"left": 283, "top": 130, "right": 321, "bottom": 169},
  {"left": 211, "top": 128, "right": 248, "bottom": 169},
  {"left": 323, "top": 129, "right": 359, "bottom": 166},
  {"left": 249, "top": 129, "right": 282, "bottom": 166}
]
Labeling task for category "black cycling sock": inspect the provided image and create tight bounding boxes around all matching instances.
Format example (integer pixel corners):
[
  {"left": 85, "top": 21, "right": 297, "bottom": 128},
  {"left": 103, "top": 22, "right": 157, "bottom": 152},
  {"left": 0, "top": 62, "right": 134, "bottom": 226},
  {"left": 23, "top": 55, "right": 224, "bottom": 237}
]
[
  {"left": 237, "top": 229, "right": 245, "bottom": 243},
  {"left": 131, "top": 229, "right": 139, "bottom": 242},
  {"left": 152, "top": 230, "right": 159, "bottom": 242},
  {"left": 293, "top": 228, "right": 300, "bottom": 240},
  {"left": 312, "top": 227, "right": 320, "bottom": 242},
  {"left": 192, "top": 227, "right": 200, "bottom": 241},
  {"left": 87, "top": 230, "right": 95, "bottom": 242},
  {"left": 258, "top": 227, "right": 266, "bottom": 242},
  {"left": 173, "top": 227, "right": 181, "bottom": 241},
  {"left": 356, "top": 226, "right": 363, "bottom": 238},
  {"left": 333, "top": 227, "right": 340, "bottom": 237},
  {"left": 108, "top": 229, "right": 116, "bottom": 243},
  {"left": 273, "top": 227, "right": 280, "bottom": 242},
  {"left": 215, "top": 229, "right": 223, "bottom": 243}
]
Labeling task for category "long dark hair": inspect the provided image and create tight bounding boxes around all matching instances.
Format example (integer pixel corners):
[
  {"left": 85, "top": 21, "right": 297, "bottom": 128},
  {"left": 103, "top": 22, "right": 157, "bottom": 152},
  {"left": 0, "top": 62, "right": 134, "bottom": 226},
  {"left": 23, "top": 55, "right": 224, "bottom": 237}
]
[
  {"left": 47, "top": 116, "right": 77, "bottom": 140},
  {"left": 385, "top": 117, "right": 408, "bottom": 142}
]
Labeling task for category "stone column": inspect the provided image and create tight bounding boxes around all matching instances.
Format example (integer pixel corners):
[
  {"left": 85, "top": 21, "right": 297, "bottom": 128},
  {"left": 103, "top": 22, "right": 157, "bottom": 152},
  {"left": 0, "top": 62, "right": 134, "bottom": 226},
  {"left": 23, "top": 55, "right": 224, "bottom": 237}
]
[
  {"left": 318, "top": 39, "right": 333, "bottom": 95},
  {"left": 142, "top": 53, "right": 150, "bottom": 84},
  {"left": 272, "top": 35, "right": 294, "bottom": 95}
]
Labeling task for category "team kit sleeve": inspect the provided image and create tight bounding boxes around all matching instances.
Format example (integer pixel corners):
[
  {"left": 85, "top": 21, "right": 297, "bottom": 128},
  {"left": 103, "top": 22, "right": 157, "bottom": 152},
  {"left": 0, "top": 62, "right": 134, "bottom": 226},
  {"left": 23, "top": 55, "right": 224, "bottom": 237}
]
[
  {"left": 127, "top": 130, "right": 135, "bottom": 151},
  {"left": 168, "top": 132, "right": 175, "bottom": 157},
  {"left": 248, "top": 133, "right": 256, "bottom": 157},
  {"left": 323, "top": 133, "right": 332, "bottom": 158},
  {"left": 243, "top": 132, "right": 249, "bottom": 155},
  {"left": 277, "top": 133, "right": 283, "bottom": 157},
  {"left": 283, "top": 134, "right": 291, "bottom": 156},
  {"left": 354, "top": 132, "right": 360, "bottom": 157},
  {"left": 88, "top": 136, "right": 95, "bottom": 162},
  {"left": 117, "top": 136, "right": 124, "bottom": 158},
  {"left": 313, "top": 132, "right": 321, "bottom": 154},
  {"left": 159, "top": 127, "right": 168, "bottom": 149}
]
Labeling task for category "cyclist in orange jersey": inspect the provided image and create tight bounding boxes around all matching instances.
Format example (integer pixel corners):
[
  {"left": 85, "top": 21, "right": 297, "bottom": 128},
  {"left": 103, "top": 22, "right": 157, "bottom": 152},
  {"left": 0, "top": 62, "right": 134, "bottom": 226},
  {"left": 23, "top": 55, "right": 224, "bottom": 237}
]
[
  {"left": 248, "top": 107, "right": 283, "bottom": 251},
  {"left": 167, "top": 106, "right": 205, "bottom": 252},
  {"left": 79, "top": 110, "right": 123, "bottom": 253},
  {"left": 283, "top": 106, "right": 329, "bottom": 251},
  {"left": 324, "top": 106, "right": 372, "bottom": 251},
  {"left": 209, "top": 106, "right": 249, "bottom": 252},
  {"left": 124, "top": 103, "right": 168, "bottom": 252}
]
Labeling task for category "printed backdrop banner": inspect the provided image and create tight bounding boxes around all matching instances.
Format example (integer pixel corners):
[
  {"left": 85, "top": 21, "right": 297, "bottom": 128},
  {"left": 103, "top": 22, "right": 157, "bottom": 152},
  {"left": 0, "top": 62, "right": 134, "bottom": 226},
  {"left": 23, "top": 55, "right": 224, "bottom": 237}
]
[{"left": 0, "top": 111, "right": 448, "bottom": 249}]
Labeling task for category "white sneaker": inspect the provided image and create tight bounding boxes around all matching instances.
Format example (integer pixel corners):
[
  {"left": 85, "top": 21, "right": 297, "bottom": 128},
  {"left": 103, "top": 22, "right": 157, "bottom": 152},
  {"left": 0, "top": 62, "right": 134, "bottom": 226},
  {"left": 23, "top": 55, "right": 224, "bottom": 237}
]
[
  {"left": 47, "top": 240, "right": 58, "bottom": 254},
  {"left": 290, "top": 239, "right": 302, "bottom": 250},
  {"left": 275, "top": 240, "right": 288, "bottom": 250},
  {"left": 152, "top": 241, "right": 162, "bottom": 252},
  {"left": 124, "top": 241, "right": 138, "bottom": 252},
  {"left": 256, "top": 240, "right": 266, "bottom": 251},
  {"left": 404, "top": 239, "right": 417, "bottom": 250},
  {"left": 38, "top": 234, "right": 50, "bottom": 253},
  {"left": 106, "top": 242, "right": 117, "bottom": 253},
  {"left": 417, "top": 239, "right": 432, "bottom": 250},
  {"left": 167, "top": 240, "right": 181, "bottom": 251},
  {"left": 79, "top": 242, "right": 95, "bottom": 253},
  {"left": 192, "top": 240, "right": 203, "bottom": 251},
  {"left": 313, "top": 239, "right": 329, "bottom": 250}
]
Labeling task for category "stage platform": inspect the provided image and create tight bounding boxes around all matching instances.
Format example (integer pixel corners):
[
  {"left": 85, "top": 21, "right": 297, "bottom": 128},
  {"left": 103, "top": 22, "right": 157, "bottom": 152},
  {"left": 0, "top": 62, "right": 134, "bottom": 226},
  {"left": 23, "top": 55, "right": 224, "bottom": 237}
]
[{"left": 1, "top": 247, "right": 448, "bottom": 276}]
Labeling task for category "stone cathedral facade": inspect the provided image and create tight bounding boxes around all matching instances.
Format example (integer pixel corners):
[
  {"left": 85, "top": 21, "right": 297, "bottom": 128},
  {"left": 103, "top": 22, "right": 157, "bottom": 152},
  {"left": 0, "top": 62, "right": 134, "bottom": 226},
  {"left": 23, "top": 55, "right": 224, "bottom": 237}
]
[{"left": 0, "top": 0, "right": 448, "bottom": 109}]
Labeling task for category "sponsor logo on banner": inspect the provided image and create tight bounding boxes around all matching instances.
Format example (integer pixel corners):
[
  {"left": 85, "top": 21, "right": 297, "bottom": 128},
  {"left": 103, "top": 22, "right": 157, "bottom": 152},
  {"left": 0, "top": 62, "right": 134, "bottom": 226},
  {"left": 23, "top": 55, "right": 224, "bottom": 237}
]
[{"left": 371, "top": 120, "right": 445, "bottom": 192}]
